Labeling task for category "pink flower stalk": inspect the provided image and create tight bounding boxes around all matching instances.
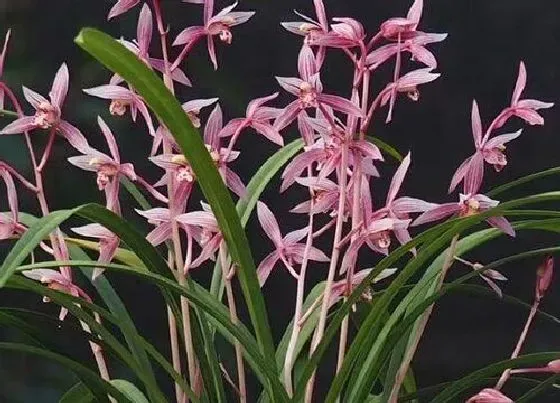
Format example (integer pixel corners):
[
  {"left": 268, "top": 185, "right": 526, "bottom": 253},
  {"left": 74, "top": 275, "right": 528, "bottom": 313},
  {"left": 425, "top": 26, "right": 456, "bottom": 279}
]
[
  {"left": 68, "top": 117, "right": 137, "bottom": 212},
  {"left": 379, "top": 0, "right": 424, "bottom": 40},
  {"left": 536, "top": 255, "right": 554, "bottom": 300},
  {"left": 219, "top": 92, "right": 284, "bottom": 146},
  {"left": 466, "top": 388, "right": 513, "bottom": 403},
  {"left": 381, "top": 67, "right": 440, "bottom": 123},
  {"left": 512, "top": 359, "right": 560, "bottom": 375},
  {"left": 107, "top": 0, "right": 141, "bottom": 20},
  {"left": 0, "top": 63, "right": 91, "bottom": 153},
  {"left": 0, "top": 29, "right": 11, "bottom": 110},
  {"left": 366, "top": 32, "right": 447, "bottom": 70},
  {"left": 83, "top": 83, "right": 156, "bottom": 137},
  {"left": 173, "top": 1, "right": 255, "bottom": 70},
  {"left": 449, "top": 101, "right": 522, "bottom": 194},
  {"left": 274, "top": 45, "right": 363, "bottom": 130},
  {"left": 118, "top": 4, "right": 191, "bottom": 87},
  {"left": 256, "top": 201, "right": 329, "bottom": 286},
  {"left": 413, "top": 193, "right": 515, "bottom": 237},
  {"left": 493, "top": 62, "right": 554, "bottom": 131},
  {"left": 72, "top": 224, "right": 119, "bottom": 280},
  {"left": 22, "top": 269, "right": 91, "bottom": 320},
  {"left": 340, "top": 218, "right": 412, "bottom": 274}
]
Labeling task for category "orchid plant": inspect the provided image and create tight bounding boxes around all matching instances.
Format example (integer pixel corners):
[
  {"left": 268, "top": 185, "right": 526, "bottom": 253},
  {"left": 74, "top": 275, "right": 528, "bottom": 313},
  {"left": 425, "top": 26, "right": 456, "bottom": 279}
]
[{"left": 0, "top": 0, "right": 559, "bottom": 402}]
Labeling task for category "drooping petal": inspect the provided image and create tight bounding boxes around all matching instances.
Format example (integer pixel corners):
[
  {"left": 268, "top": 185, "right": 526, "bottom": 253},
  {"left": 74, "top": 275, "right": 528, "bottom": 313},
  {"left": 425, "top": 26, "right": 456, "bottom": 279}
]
[
  {"left": 58, "top": 120, "right": 92, "bottom": 154},
  {"left": 408, "top": 44, "right": 437, "bottom": 68},
  {"left": 276, "top": 76, "right": 305, "bottom": 96},
  {"left": 366, "top": 43, "right": 399, "bottom": 68},
  {"left": 72, "top": 223, "right": 113, "bottom": 240},
  {"left": 391, "top": 197, "right": 436, "bottom": 215},
  {"left": 22, "top": 269, "right": 67, "bottom": 283},
  {"left": 412, "top": 203, "right": 461, "bottom": 226},
  {"left": 257, "top": 252, "right": 280, "bottom": 287},
  {"left": 207, "top": 35, "right": 218, "bottom": 70},
  {"left": 449, "top": 155, "right": 472, "bottom": 194},
  {"left": 149, "top": 59, "right": 193, "bottom": 86},
  {"left": 146, "top": 222, "right": 173, "bottom": 246},
  {"left": 463, "top": 152, "right": 484, "bottom": 195},
  {"left": 219, "top": 118, "right": 244, "bottom": 138},
  {"left": 257, "top": 201, "right": 283, "bottom": 246},
  {"left": 280, "top": 148, "right": 324, "bottom": 192},
  {"left": 225, "top": 168, "right": 247, "bottom": 198},
  {"left": 486, "top": 216, "right": 515, "bottom": 237},
  {"left": 283, "top": 227, "right": 309, "bottom": 244},
  {"left": 0, "top": 170, "right": 17, "bottom": 221},
  {"left": 513, "top": 108, "right": 546, "bottom": 126},
  {"left": 317, "top": 93, "right": 363, "bottom": 117},
  {"left": 108, "top": 0, "right": 140, "bottom": 20},
  {"left": 466, "top": 388, "right": 513, "bottom": 403},
  {"left": 251, "top": 121, "right": 284, "bottom": 146},
  {"left": 173, "top": 25, "right": 206, "bottom": 46},
  {"left": 49, "top": 63, "right": 69, "bottom": 109},
  {"left": 273, "top": 100, "right": 302, "bottom": 131},
  {"left": 0, "top": 116, "right": 37, "bottom": 134}
]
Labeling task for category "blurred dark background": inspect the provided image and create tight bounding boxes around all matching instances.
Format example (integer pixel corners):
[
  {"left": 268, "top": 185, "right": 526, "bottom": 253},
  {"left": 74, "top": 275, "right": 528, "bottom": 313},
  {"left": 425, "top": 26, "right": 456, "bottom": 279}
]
[{"left": 1, "top": 0, "right": 560, "bottom": 401}]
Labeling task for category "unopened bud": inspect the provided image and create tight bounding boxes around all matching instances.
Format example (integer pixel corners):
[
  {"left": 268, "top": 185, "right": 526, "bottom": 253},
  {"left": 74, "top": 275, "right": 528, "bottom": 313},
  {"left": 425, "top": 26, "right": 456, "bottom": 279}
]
[
  {"left": 536, "top": 256, "right": 554, "bottom": 299},
  {"left": 547, "top": 359, "right": 560, "bottom": 373}
]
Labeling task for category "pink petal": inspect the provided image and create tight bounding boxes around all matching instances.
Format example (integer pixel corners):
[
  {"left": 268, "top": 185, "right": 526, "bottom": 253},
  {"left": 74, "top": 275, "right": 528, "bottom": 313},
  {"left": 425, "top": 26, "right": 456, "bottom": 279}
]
[
  {"left": 49, "top": 63, "right": 69, "bottom": 109},
  {"left": 108, "top": 0, "right": 140, "bottom": 20},
  {"left": 317, "top": 93, "right": 363, "bottom": 117},
  {"left": 176, "top": 211, "right": 218, "bottom": 231},
  {"left": 351, "top": 140, "right": 383, "bottom": 161},
  {"left": 191, "top": 234, "right": 222, "bottom": 268},
  {"left": 132, "top": 97, "right": 156, "bottom": 136},
  {"left": 408, "top": 44, "right": 437, "bottom": 68},
  {"left": 340, "top": 238, "right": 364, "bottom": 275},
  {"left": 511, "top": 61, "right": 526, "bottom": 105},
  {"left": 281, "top": 148, "right": 324, "bottom": 192},
  {"left": 298, "top": 44, "right": 316, "bottom": 83},
  {"left": 251, "top": 121, "right": 284, "bottom": 146},
  {"left": 276, "top": 76, "right": 305, "bottom": 96},
  {"left": 173, "top": 25, "right": 206, "bottom": 46},
  {"left": 463, "top": 152, "right": 484, "bottom": 195},
  {"left": 97, "top": 116, "right": 120, "bottom": 162},
  {"left": 204, "top": 103, "right": 222, "bottom": 148},
  {"left": 219, "top": 118, "right": 244, "bottom": 138},
  {"left": 412, "top": 203, "right": 461, "bottom": 226},
  {"left": 58, "top": 120, "right": 92, "bottom": 154},
  {"left": 83, "top": 85, "right": 136, "bottom": 101},
  {"left": 397, "top": 68, "right": 440, "bottom": 89},
  {"left": 149, "top": 59, "right": 192, "bottom": 87},
  {"left": 537, "top": 256, "right": 554, "bottom": 297},
  {"left": 471, "top": 100, "right": 482, "bottom": 148},
  {"left": 517, "top": 99, "right": 554, "bottom": 110},
  {"left": 72, "top": 223, "right": 113, "bottom": 240},
  {"left": 387, "top": 152, "right": 411, "bottom": 205},
  {"left": 137, "top": 4, "right": 153, "bottom": 57},
  {"left": 391, "top": 197, "right": 436, "bottom": 214},
  {"left": 257, "top": 201, "right": 283, "bottom": 246},
  {"left": 366, "top": 44, "right": 399, "bottom": 68},
  {"left": 0, "top": 170, "right": 17, "bottom": 220},
  {"left": 257, "top": 252, "right": 279, "bottom": 287},
  {"left": 514, "top": 108, "right": 545, "bottom": 125},
  {"left": 283, "top": 227, "right": 309, "bottom": 244},
  {"left": 273, "top": 100, "right": 302, "bottom": 131},
  {"left": 466, "top": 388, "right": 513, "bottom": 403},
  {"left": 22, "top": 269, "right": 67, "bottom": 283},
  {"left": 407, "top": 0, "right": 424, "bottom": 24},
  {"left": 486, "top": 216, "right": 515, "bottom": 237},
  {"left": 22, "top": 86, "right": 49, "bottom": 110},
  {"left": 67, "top": 153, "right": 108, "bottom": 172},
  {"left": 0, "top": 29, "right": 11, "bottom": 76},
  {"left": 225, "top": 168, "right": 247, "bottom": 198},
  {"left": 449, "top": 156, "right": 472, "bottom": 194},
  {"left": 207, "top": 35, "right": 218, "bottom": 70},
  {"left": 182, "top": 97, "right": 219, "bottom": 113},
  {"left": 484, "top": 129, "right": 522, "bottom": 149},
  {"left": 247, "top": 92, "right": 279, "bottom": 118},
  {"left": 146, "top": 222, "right": 172, "bottom": 246},
  {"left": 136, "top": 207, "right": 171, "bottom": 223},
  {"left": 412, "top": 32, "right": 448, "bottom": 46},
  {"left": 0, "top": 116, "right": 37, "bottom": 134}
]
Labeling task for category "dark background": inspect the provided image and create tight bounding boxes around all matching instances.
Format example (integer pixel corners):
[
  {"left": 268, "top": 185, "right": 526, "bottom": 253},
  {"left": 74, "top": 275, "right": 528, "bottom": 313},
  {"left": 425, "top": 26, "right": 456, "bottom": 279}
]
[{"left": 0, "top": 0, "right": 559, "bottom": 401}]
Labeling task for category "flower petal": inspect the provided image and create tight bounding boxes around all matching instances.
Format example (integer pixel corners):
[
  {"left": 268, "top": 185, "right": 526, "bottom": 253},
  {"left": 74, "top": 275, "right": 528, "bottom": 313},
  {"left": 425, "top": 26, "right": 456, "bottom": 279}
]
[
  {"left": 0, "top": 116, "right": 36, "bottom": 134},
  {"left": 137, "top": 4, "right": 153, "bottom": 56},
  {"left": 108, "top": 0, "right": 140, "bottom": 20},
  {"left": 49, "top": 63, "right": 69, "bottom": 109},
  {"left": 257, "top": 201, "right": 283, "bottom": 246},
  {"left": 412, "top": 203, "right": 461, "bottom": 226},
  {"left": 58, "top": 120, "right": 92, "bottom": 154},
  {"left": 387, "top": 152, "right": 411, "bottom": 205},
  {"left": 511, "top": 61, "right": 526, "bottom": 105}
]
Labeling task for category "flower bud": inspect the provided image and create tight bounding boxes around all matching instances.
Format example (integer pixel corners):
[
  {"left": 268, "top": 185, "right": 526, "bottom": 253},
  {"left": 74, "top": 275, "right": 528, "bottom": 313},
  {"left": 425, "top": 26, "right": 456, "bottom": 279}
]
[{"left": 536, "top": 256, "right": 554, "bottom": 299}]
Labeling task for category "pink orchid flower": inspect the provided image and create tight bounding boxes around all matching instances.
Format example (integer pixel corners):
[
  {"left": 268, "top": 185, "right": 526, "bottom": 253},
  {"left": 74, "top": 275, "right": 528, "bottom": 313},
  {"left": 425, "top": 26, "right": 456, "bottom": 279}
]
[
  {"left": 328, "top": 268, "right": 397, "bottom": 307},
  {"left": 340, "top": 218, "right": 412, "bottom": 274},
  {"left": 466, "top": 388, "right": 513, "bottom": 403},
  {"left": 257, "top": 201, "right": 329, "bottom": 287},
  {"left": 281, "top": 0, "right": 329, "bottom": 42},
  {"left": 136, "top": 208, "right": 181, "bottom": 246},
  {"left": 274, "top": 45, "right": 363, "bottom": 130},
  {"left": 373, "top": 153, "right": 436, "bottom": 247},
  {"left": 413, "top": 193, "right": 515, "bottom": 237},
  {"left": 72, "top": 223, "right": 119, "bottom": 280},
  {"left": 83, "top": 83, "right": 155, "bottom": 137},
  {"left": 381, "top": 67, "right": 440, "bottom": 123},
  {"left": 117, "top": 4, "right": 191, "bottom": 87},
  {"left": 0, "top": 29, "right": 11, "bottom": 110},
  {"left": 290, "top": 176, "right": 349, "bottom": 216},
  {"left": 311, "top": 18, "right": 365, "bottom": 49},
  {"left": 22, "top": 269, "right": 91, "bottom": 320},
  {"left": 366, "top": 32, "right": 447, "bottom": 70},
  {"left": 68, "top": 117, "right": 137, "bottom": 212},
  {"left": 108, "top": 0, "right": 141, "bottom": 20},
  {"left": 1, "top": 63, "right": 91, "bottom": 153},
  {"left": 173, "top": 1, "right": 255, "bottom": 70},
  {"left": 150, "top": 153, "right": 196, "bottom": 206},
  {"left": 379, "top": 0, "right": 424, "bottom": 40},
  {"left": 219, "top": 92, "right": 284, "bottom": 146},
  {"left": 494, "top": 62, "right": 554, "bottom": 130},
  {"left": 449, "top": 101, "right": 523, "bottom": 194},
  {"left": 454, "top": 257, "right": 508, "bottom": 297}
]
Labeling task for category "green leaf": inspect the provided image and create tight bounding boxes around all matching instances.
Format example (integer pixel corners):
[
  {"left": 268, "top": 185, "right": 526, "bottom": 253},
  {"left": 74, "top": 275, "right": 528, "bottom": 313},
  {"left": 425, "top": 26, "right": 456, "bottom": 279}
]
[
  {"left": 488, "top": 166, "right": 560, "bottom": 197},
  {"left": 517, "top": 374, "right": 560, "bottom": 402},
  {"left": 431, "top": 353, "right": 560, "bottom": 402},
  {"left": 75, "top": 29, "right": 277, "bottom": 378},
  {"left": 120, "top": 176, "right": 151, "bottom": 210},
  {"left": 0, "top": 342, "right": 130, "bottom": 402},
  {"left": 66, "top": 237, "right": 146, "bottom": 269},
  {"left": 59, "top": 382, "right": 95, "bottom": 403},
  {"left": 110, "top": 380, "right": 150, "bottom": 403},
  {"left": 366, "top": 135, "right": 403, "bottom": 162}
]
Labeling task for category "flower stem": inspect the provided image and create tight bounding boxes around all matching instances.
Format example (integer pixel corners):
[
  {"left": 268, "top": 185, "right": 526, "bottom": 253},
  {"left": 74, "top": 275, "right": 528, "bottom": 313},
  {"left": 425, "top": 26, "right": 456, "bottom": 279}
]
[
  {"left": 305, "top": 140, "right": 350, "bottom": 403},
  {"left": 387, "top": 234, "right": 460, "bottom": 403}
]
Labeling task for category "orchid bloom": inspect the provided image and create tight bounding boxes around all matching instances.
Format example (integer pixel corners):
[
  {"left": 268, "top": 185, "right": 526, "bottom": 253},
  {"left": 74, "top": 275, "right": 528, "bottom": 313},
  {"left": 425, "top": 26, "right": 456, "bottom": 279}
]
[
  {"left": 136, "top": 208, "right": 181, "bottom": 246},
  {"left": 381, "top": 67, "right": 440, "bottom": 123},
  {"left": 203, "top": 103, "right": 247, "bottom": 197},
  {"left": 449, "top": 101, "right": 523, "bottom": 194},
  {"left": 340, "top": 218, "right": 412, "bottom": 274},
  {"left": 311, "top": 18, "right": 366, "bottom": 49},
  {"left": 281, "top": 0, "right": 329, "bottom": 44},
  {"left": 174, "top": 1, "right": 255, "bottom": 70},
  {"left": 494, "top": 61, "right": 554, "bottom": 130},
  {"left": 466, "top": 388, "right": 513, "bottom": 403},
  {"left": 373, "top": 153, "right": 436, "bottom": 247},
  {"left": 291, "top": 177, "right": 349, "bottom": 216},
  {"left": 455, "top": 257, "right": 508, "bottom": 297},
  {"left": 366, "top": 32, "right": 447, "bottom": 70},
  {"left": 22, "top": 269, "right": 91, "bottom": 320},
  {"left": 257, "top": 202, "right": 329, "bottom": 286},
  {"left": 83, "top": 83, "right": 155, "bottom": 137},
  {"left": 0, "top": 29, "right": 11, "bottom": 110},
  {"left": 118, "top": 4, "right": 191, "bottom": 87},
  {"left": 413, "top": 193, "right": 515, "bottom": 237},
  {"left": 1, "top": 63, "right": 91, "bottom": 153},
  {"left": 72, "top": 223, "right": 119, "bottom": 280},
  {"left": 328, "top": 268, "right": 397, "bottom": 308},
  {"left": 274, "top": 45, "right": 363, "bottom": 131},
  {"left": 68, "top": 117, "right": 137, "bottom": 212},
  {"left": 150, "top": 153, "right": 195, "bottom": 206},
  {"left": 219, "top": 92, "right": 284, "bottom": 146},
  {"left": 379, "top": 0, "right": 424, "bottom": 40},
  {"left": 0, "top": 169, "right": 24, "bottom": 240}
]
